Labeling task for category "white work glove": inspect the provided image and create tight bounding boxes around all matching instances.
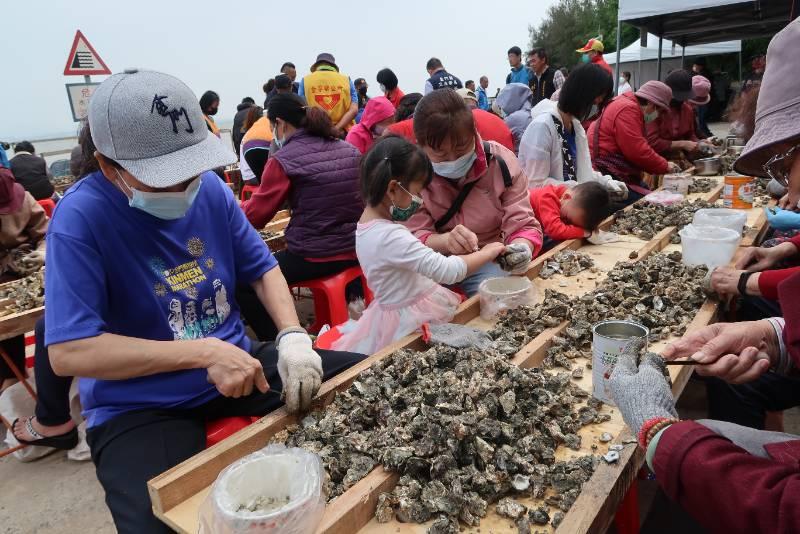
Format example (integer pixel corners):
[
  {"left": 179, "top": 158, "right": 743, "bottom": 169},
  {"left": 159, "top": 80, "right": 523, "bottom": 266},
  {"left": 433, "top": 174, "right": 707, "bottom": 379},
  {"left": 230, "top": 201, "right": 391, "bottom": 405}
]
[
  {"left": 277, "top": 329, "right": 322, "bottom": 414},
  {"left": 587, "top": 229, "right": 620, "bottom": 245},
  {"left": 499, "top": 243, "right": 532, "bottom": 275},
  {"left": 22, "top": 250, "right": 45, "bottom": 267},
  {"left": 605, "top": 178, "right": 629, "bottom": 201}
]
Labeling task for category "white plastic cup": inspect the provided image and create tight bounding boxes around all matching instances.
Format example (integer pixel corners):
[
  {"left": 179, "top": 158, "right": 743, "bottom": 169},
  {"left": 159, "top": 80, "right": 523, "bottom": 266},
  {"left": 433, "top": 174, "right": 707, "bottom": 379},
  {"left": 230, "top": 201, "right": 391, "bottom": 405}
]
[
  {"left": 592, "top": 320, "right": 649, "bottom": 405},
  {"left": 679, "top": 224, "right": 741, "bottom": 269},
  {"left": 692, "top": 208, "right": 747, "bottom": 235},
  {"left": 478, "top": 276, "right": 537, "bottom": 321}
]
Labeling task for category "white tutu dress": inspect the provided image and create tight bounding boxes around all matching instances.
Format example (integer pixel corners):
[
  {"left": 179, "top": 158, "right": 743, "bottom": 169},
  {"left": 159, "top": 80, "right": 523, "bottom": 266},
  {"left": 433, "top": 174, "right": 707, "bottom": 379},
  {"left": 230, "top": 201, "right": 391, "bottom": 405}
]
[{"left": 332, "top": 219, "right": 467, "bottom": 355}]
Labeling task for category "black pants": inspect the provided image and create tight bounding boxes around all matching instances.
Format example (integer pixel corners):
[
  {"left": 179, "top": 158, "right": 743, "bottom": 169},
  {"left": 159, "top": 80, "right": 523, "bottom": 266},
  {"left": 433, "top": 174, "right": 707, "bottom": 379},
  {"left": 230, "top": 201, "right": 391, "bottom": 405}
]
[
  {"left": 703, "top": 371, "right": 800, "bottom": 430},
  {"left": 0, "top": 334, "right": 25, "bottom": 380},
  {"left": 86, "top": 340, "right": 364, "bottom": 534},
  {"left": 237, "top": 249, "right": 359, "bottom": 341},
  {"left": 29, "top": 318, "right": 74, "bottom": 426}
]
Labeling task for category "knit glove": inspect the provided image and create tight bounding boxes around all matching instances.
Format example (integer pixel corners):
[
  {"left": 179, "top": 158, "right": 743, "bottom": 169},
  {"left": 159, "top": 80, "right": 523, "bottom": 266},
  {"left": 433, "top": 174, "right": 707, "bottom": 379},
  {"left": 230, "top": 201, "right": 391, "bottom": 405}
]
[
  {"left": 427, "top": 323, "right": 492, "bottom": 350},
  {"left": 697, "top": 419, "right": 799, "bottom": 459},
  {"left": 608, "top": 340, "right": 678, "bottom": 442},
  {"left": 605, "top": 179, "right": 629, "bottom": 201},
  {"left": 765, "top": 207, "right": 800, "bottom": 230},
  {"left": 22, "top": 250, "right": 45, "bottom": 268},
  {"left": 498, "top": 243, "right": 532, "bottom": 275},
  {"left": 766, "top": 178, "right": 788, "bottom": 198},
  {"left": 277, "top": 330, "right": 323, "bottom": 414}
]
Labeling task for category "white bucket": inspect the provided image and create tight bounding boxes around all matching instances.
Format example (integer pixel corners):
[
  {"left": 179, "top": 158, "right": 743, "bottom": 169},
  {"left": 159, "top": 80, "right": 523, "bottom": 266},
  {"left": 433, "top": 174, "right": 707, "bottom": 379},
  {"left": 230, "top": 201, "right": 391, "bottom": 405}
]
[
  {"left": 692, "top": 208, "right": 747, "bottom": 235},
  {"left": 592, "top": 320, "right": 649, "bottom": 405},
  {"left": 679, "top": 224, "right": 741, "bottom": 269},
  {"left": 478, "top": 276, "right": 537, "bottom": 321}
]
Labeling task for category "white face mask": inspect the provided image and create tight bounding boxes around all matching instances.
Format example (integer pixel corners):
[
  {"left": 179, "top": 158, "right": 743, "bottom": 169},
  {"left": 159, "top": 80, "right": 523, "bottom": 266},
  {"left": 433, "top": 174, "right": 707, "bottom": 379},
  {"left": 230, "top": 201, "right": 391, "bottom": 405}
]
[
  {"left": 432, "top": 150, "right": 477, "bottom": 180},
  {"left": 379, "top": 83, "right": 387, "bottom": 94},
  {"left": 619, "top": 77, "right": 626, "bottom": 84},
  {"left": 115, "top": 170, "right": 202, "bottom": 220}
]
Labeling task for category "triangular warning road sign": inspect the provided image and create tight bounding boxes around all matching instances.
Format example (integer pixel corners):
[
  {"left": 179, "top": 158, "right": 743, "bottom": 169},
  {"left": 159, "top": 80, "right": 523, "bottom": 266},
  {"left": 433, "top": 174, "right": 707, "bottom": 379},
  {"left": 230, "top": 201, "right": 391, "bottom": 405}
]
[{"left": 63, "top": 30, "right": 111, "bottom": 76}]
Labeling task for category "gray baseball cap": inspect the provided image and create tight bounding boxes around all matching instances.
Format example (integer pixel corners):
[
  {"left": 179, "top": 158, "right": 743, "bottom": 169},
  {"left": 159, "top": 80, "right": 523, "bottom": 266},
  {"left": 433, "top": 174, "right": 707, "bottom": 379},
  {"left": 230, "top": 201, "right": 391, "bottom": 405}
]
[{"left": 88, "top": 69, "right": 236, "bottom": 188}]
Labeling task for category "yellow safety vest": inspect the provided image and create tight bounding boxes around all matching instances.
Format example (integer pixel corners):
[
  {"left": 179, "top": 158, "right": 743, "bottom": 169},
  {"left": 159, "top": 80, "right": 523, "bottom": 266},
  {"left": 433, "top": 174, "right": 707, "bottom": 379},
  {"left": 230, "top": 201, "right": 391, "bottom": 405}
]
[{"left": 302, "top": 67, "right": 352, "bottom": 126}]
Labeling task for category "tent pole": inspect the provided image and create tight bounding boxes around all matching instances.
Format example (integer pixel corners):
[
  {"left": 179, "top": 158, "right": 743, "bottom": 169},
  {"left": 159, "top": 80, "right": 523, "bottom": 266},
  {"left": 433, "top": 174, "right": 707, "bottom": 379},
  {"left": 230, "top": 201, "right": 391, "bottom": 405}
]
[
  {"left": 614, "top": 18, "right": 622, "bottom": 93},
  {"left": 739, "top": 51, "right": 742, "bottom": 83},
  {"left": 657, "top": 35, "right": 663, "bottom": 80},
  {"left": 681, "top": 44, "right": 685, "bottom": 68}
]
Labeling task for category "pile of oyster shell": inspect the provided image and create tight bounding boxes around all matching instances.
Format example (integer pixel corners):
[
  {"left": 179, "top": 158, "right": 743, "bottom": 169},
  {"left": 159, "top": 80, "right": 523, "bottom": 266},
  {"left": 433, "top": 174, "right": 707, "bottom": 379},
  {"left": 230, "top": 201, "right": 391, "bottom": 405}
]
[
  {"left": 274, "top": 252, "right": 706, "bottom": 532},
  {"left": 0, "top": 269, "right": 44, "bottom": 315},
  {"left": 687, "top": 177, "right": 714, "bottom": 194},
  {"left": 538, "top": 250, "right": 595, "bottom": 279},
  {"left": 610, "top": 200, "right": 714, "bottom": 242},
  {"left": 258, "top": 229, "right": 281, "bottom": 242}
]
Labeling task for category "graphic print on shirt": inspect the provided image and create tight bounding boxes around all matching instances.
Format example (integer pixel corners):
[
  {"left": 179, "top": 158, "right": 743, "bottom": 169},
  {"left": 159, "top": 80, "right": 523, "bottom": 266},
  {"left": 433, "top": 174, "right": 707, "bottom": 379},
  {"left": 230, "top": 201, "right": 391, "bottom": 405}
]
[{"left": 150, "top": 237, "right": 232, "bottom": 341}]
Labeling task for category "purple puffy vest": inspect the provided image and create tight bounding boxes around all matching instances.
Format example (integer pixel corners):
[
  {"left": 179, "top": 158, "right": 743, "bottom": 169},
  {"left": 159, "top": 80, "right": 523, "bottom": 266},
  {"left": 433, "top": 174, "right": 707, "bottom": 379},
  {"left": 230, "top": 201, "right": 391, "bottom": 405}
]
[{"left": 272, "top": 130, "right": 363, "bottom": 258}]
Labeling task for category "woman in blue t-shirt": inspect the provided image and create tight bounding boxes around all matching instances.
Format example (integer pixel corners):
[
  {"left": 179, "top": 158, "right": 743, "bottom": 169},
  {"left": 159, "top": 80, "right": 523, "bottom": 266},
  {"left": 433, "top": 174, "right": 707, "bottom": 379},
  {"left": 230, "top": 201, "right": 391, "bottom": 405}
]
[{"left": 11, "top": 70, "right": 364, "bottom": 534}]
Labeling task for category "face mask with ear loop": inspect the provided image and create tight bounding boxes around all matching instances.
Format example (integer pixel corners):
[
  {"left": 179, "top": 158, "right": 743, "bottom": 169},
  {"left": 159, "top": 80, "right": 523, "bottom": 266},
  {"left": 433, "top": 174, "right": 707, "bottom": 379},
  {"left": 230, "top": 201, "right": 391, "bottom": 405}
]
[{"left": 115, "top": 169, "right": 202, "bottom": 220}]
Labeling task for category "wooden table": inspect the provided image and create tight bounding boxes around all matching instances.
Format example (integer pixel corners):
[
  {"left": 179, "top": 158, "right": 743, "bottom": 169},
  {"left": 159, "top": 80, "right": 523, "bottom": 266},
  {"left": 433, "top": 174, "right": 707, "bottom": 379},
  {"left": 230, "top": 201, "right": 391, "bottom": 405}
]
[{"left": 148, "top": 176, "right": 769, "bottom": 534}]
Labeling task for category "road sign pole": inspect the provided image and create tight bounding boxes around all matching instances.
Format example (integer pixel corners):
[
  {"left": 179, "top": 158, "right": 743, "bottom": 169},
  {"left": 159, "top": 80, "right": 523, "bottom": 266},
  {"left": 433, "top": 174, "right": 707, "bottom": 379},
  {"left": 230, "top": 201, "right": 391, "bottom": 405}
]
[{"left": 84, "top": 75, "right": 91, "bottom": 84}]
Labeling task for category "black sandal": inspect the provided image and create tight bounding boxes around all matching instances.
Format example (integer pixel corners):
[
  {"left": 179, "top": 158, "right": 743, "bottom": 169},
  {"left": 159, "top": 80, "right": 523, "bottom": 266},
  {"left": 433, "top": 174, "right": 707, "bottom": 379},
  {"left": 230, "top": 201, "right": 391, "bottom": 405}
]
[{"left": 12, "top": 417, "right": 79, "bottom": 450}]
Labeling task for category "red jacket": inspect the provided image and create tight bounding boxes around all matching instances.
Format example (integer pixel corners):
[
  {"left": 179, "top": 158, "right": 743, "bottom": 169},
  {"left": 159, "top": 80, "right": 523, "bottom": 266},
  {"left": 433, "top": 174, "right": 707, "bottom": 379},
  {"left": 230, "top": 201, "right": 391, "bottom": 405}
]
[
  {"left": 645, "top": 101, "right": 698, "bottom": 155},
  {"left": 592, "top": 54, "right": 613, "bottom": 76},
  {"left": 653, "top": 420, "right": 800, "bottom": 534},
  {"left": 587, "top": 92, "right": 670, "bottom": 178},
  {"left": 529, "top": 185, "right": 587, "bottom": 241},
  {"left": 385, "top": 110, "right": 515, "bottom": 152},
  {"left": 756, "top": 234, "right": 800, "bottom": 300},
  {"left": 386, "top": 87, "right": 405, "bottom": 109}
]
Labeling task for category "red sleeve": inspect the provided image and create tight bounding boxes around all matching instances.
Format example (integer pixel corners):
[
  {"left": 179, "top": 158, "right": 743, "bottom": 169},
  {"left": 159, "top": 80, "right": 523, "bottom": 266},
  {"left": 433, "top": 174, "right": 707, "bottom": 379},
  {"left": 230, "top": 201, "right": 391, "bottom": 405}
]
[
  {"left": 653, "top": 421, "right": 800, "bottom": 534},
  {"left": 530, "top": 187, "right": 586, "bottom": 241},
  {"left": 240, "top": 158, "right": 290, "bottom": 228},
  {"left": 758, "top": 267, "right": 800, "bottom": 300},
  {"left": 777, "top": 272, "right": 800, "bottom": 367},
  {"left": 616, "top": 108, "right": 670, "bottom": 174},
  {"left": 789, "top": 234, "right": 800, "bottom": 251},
  {"left": 645, "top": 116, "right": 673, "bottom": 154}
]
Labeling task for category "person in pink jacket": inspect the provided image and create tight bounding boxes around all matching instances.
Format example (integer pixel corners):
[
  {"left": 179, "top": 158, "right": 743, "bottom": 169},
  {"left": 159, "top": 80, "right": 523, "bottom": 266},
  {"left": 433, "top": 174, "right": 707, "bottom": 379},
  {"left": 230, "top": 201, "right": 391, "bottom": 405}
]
[
  {"left": 406, "top": 89, "right": 543, "bottom": 296},
  {"left": 345, "top": 96, "right": 395, "bottom": 154}
]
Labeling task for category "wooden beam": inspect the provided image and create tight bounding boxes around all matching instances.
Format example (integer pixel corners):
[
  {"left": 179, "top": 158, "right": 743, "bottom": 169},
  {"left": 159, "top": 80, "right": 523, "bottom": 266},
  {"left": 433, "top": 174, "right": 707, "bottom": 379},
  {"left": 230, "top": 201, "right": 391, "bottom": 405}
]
[{"left": 0, "top": 307, "right": 44, "bottom": 342}]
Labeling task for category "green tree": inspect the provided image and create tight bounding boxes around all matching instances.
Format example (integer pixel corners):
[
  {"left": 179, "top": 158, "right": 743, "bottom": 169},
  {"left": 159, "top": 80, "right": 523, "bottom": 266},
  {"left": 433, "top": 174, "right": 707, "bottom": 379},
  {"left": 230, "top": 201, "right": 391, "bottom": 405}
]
[{"left": 529, "top": 0, "right": 639, "bottom": 70}]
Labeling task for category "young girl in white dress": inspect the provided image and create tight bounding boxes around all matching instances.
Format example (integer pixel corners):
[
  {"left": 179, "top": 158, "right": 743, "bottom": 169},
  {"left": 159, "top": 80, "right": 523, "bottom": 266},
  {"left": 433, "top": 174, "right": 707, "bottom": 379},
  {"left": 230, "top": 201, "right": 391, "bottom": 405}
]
[{"left": 332, "top": 136, "right": 505, "bottom": 354}]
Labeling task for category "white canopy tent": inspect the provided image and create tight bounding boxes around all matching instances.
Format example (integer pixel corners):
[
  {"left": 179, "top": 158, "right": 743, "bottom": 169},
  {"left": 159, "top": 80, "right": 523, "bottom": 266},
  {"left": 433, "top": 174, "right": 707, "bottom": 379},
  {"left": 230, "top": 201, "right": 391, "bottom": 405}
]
[{"left": 604, "top": 33, "right": 740, "bottom": 87}]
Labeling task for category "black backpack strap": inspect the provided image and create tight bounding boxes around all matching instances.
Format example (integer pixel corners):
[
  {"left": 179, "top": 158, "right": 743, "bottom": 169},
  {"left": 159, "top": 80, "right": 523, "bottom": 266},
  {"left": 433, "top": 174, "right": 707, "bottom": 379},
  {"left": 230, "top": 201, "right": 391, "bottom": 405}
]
[
  {"left": 433, "top": 143, "right": 512, "bottom": 232},
  {"left": 434, "top": 180, "right": 477, "bottom": 232},
  {"left": 484, "top": 141, "right": 512, "bottom": 188}
]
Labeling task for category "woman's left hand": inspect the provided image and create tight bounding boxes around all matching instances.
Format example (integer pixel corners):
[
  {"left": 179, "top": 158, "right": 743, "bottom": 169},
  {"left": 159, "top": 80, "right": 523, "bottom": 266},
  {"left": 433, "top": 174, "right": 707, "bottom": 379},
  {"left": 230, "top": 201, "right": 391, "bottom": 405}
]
[
  {"left": 502, "top": 241, "right": 532, "bottom": 274},
  {"left": 710, "top": 266, "right": 743, "bottom": 298}
]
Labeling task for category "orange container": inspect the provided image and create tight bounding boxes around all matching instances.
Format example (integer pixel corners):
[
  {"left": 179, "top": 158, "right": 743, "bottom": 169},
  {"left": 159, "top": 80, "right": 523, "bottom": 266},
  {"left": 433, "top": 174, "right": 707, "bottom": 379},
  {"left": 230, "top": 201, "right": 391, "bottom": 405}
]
[{"left": 723, "top": 173, "right": 754, "bottom": 209}]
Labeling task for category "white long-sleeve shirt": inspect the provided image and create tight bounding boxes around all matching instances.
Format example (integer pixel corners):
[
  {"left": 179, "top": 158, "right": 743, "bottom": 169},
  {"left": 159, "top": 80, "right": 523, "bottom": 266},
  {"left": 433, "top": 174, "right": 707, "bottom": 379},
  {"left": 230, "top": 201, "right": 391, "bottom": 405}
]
[{"left": 357, "top": 219, "right": 467, "bottom": 305}]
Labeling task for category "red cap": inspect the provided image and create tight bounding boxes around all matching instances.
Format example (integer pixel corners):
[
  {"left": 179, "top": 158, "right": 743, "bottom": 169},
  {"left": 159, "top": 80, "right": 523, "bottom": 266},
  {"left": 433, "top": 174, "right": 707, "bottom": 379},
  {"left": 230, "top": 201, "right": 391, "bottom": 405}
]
[{"left": 577, "top": 38, "right": 604, "bottom": 53}]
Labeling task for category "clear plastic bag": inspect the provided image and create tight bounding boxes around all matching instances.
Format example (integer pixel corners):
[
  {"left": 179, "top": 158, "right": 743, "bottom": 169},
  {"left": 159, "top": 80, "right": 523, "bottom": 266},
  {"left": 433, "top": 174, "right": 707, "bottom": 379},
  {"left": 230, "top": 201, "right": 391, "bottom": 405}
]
[
  {"left": 199, "top": 444, "right": 326, "bottom": 534},
  {"left": 644, "top": 190, "right": 684, "bottom": 205}
]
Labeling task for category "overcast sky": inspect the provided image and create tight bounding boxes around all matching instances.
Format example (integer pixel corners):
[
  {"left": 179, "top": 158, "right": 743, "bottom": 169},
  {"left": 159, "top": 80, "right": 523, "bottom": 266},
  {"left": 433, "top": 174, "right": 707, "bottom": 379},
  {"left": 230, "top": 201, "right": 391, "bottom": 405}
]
[{"left": 0, "top": 0, "right": 559, "bottom": 141}]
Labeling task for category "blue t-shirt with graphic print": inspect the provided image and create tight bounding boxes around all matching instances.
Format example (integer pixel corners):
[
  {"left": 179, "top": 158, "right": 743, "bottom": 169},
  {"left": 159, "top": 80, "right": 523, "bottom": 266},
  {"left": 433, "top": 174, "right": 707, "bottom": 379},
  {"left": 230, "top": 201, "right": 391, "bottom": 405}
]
[{"left": 45, "top": 171, "right": 277, "bottom": 428}]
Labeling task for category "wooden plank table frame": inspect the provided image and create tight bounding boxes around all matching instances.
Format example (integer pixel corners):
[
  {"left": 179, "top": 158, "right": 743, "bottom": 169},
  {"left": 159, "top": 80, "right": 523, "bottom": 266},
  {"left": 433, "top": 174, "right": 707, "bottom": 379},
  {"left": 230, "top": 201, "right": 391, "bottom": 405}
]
[{"left": 149, "top": 178, "right": 767, "bottom": 533}]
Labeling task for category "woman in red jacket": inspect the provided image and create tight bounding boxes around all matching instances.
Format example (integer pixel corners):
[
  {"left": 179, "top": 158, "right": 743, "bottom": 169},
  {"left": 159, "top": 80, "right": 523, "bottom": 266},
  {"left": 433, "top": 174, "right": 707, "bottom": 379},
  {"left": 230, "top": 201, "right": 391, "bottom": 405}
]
[
  {"left": 610, "top": 20, "right": 800, "bottom": 533},
  {"left": 587, "top": 81, "right": 680, "bottom": 198}
]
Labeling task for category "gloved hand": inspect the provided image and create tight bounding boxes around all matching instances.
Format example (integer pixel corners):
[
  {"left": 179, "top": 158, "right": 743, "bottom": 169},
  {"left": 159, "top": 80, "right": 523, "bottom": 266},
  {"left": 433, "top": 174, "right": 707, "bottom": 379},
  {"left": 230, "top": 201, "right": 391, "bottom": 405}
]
[
  {"left": 22, "top": 250, "right": 45, "bottom": 267},
  {"left": 587, "top": 229, "right": 620, "bottom": 245},
  {"left": 609, "top": 339, "right": 677, "bottom": 441},
  {"left": 605, "top": 179, "right": 629, "bottom": 201},
  {"left": 427, "top": 323, "right": 492, "bottom": 350},
  {"left": 498, "top": 243, "right": 532, "bottom": 275},
  {"left": 766, "top": 178, "right": 788, "bottom": 198},
  {"left": 697, "top": 419, "right": 799, "bottom": 458},
  {"left": 277, "top": 330, "right": 323, "bottom": 414},
  {"left": 765, "top": 206, "right": 800, "bottom": 230}
]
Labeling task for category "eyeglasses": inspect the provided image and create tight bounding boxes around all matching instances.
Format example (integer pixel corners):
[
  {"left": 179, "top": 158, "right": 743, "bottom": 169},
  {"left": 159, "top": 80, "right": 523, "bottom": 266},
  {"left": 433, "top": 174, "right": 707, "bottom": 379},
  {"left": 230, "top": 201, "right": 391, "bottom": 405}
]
[{"left": 763, "top": 145, "right": 800, "bottom": 187}]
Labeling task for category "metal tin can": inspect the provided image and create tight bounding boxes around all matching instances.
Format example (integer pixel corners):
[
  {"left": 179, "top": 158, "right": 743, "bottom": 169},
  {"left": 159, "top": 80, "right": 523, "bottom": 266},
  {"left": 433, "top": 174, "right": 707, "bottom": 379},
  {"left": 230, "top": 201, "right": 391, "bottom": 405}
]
[
  {"left": 591, "top": 320, "right": 649, "bottom": 405},
  {"left": 723, "top": 173, "right": 754, "bottom": 209}
]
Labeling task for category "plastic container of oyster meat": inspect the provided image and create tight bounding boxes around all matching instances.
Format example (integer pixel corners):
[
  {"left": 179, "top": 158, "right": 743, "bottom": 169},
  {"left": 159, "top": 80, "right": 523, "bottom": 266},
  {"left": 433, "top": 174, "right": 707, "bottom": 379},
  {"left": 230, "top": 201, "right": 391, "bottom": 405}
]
[
  {"left": 679, "top": 224, "right": 741, "bottom": 269},
  {"left": 692, "top": 208, "right": 747, "bottom": 235},
  {"left": 479, "top": 276, "right": 538, "bottom": 321},
  {"left": 199, "top": 444, "right": 325, "bottom": 534}
]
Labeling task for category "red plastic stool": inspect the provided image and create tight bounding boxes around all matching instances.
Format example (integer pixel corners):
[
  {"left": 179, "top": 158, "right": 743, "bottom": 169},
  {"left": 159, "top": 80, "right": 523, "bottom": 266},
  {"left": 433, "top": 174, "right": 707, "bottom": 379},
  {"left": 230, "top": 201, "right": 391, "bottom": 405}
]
[
  {"left": 614, "top": 477, "right": 640, "bottom": 534},
  {"left": 240, "top": 184, "right": 258, "bottom": 201},
  {"left": 205, "top": 416, "right": 258, "bottom": 448},
  {"left": 37, "top": 199, "right": 55, "bottom": 217},
  {"left": 24, "top": 332, "right": 35, "bottom": 369},
  {"left": 290, "top": 266, "right": 371, "bottom": 334}
]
